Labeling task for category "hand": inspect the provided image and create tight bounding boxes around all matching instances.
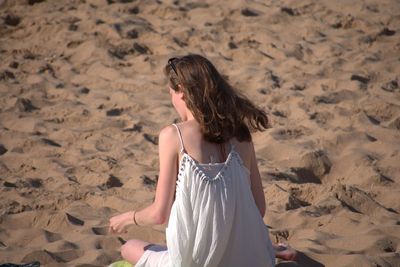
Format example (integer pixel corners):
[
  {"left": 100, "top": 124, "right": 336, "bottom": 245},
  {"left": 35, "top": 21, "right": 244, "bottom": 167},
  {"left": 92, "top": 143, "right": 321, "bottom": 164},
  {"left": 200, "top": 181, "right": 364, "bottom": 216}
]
[{"left": 109, "top": 211, "right": 135, "bottom": 234}]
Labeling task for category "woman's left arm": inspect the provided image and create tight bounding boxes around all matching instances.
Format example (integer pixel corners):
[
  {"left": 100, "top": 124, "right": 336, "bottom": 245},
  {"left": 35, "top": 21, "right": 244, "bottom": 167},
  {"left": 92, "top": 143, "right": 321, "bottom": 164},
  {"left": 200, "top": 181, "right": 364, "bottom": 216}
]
[{"left": 109, "top": 125, "right": 179, "bottom": 233}]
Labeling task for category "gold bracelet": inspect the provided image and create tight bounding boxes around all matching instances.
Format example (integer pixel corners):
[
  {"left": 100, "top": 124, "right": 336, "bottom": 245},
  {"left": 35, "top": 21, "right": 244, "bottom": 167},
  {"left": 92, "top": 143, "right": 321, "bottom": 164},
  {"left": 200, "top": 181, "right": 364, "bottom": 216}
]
[{"left": 133, "top": 210, "right": 139, "bottom": 226}]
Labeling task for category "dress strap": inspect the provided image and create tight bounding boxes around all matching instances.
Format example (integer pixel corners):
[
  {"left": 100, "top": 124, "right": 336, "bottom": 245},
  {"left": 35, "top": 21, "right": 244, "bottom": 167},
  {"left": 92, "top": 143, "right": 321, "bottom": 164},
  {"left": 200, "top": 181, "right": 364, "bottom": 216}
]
[{"left": 172, "top": 123, "right": 185, "bottom": 154}]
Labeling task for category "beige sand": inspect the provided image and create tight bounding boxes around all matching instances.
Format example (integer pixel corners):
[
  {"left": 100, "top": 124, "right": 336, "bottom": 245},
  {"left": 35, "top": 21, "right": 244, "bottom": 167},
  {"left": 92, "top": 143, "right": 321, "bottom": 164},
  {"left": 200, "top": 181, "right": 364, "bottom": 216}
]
[{"left": 0, "top": 0, "right": 399, "bottom": 266}]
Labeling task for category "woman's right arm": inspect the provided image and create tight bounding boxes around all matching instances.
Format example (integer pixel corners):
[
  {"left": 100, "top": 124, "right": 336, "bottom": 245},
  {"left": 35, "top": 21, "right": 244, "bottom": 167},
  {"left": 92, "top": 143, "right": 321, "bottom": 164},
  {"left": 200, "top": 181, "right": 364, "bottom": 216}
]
[
  {"left": 131, "top": 125, "right": 180, "bottom": 225},
  {"left": 109, "top": 125, "right": 180, "bottom": 233}
]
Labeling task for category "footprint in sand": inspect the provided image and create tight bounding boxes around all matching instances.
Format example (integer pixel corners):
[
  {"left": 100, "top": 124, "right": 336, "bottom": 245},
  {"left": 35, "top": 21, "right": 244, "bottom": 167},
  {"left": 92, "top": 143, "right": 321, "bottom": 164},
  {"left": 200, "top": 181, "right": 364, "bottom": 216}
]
[
  {"left": 44, "top": 230, "right": 62, "bottom": 243},
  {"left": 66, "top": 213, "right": 85, "bottom": 226},
  {"left": 92, "top": 226, "right": 109, "bottom": 235},
  {"left": 140, "top": 174, "right": 157, "bottom": 189},
  {"left": 309, "top": 111, "right": 334, "bottom": 127},
  {"left": 271, "top": 127, "right": 311, "bottom": 140},
  {"left": 241, "top": 8, "right": 260, "bottom": 17},
  {"left": 362, "top": 100, "right": 400, "bottom": 126},
  {"left": 22, "top": 250, "right": 57, "bottom": 265},
  {"left": 15, "top": 98, "right": 39, "bottom": 112},
  {"left": 0, "top": 69, "right": 16, "bottom": 81},
  {"left": 0, "top": 144, "right": 8, "bottom": 155},
  {"left": 381, "top": 79, "right": 398, "bottom": 92},
  {"left": 313, "top": 89, "right": 357, "bottom": 105},
  {"left": 106, "top": 108, "right": 123, "bottom": 116},
  {"left": 41, "top": 138, "right": 62, "bottom": 147},
  {"left": 4, "top": 14, "right": 21, "bottom": 26},
  {"left": 142, "top": 133, "right": 158, "bottom": 145},
  {"left": 98, "top": 174, "right": 124, "bottom": 190},
  {"left": 388, "top": 117, "right": 400, "bottom": 130},
  {"left": 334, "top": 184, "right": 398, "bottom": 219},
  {"left": 126, "top": 28, "right": 139, "bottom": 39}
]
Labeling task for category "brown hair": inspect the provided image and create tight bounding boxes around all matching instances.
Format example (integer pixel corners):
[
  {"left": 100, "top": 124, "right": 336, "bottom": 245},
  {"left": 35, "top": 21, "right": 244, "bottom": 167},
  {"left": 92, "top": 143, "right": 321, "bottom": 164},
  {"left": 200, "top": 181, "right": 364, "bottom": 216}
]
[{"left": 165, "top": 54, "right": 269, "bottom": 143}]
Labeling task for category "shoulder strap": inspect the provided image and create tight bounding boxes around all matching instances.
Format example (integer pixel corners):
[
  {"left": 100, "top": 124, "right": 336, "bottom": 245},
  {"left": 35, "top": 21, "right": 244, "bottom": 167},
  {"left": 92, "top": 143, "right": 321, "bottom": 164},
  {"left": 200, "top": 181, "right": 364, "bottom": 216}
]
[{"left": 172, "top": 123, "right": 185, "bottom": 154}]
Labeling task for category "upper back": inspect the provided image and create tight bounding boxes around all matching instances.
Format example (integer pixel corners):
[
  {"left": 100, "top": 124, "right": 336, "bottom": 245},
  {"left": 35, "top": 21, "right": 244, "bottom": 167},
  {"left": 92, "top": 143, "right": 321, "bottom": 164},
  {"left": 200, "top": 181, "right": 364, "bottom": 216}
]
[{"left": 175, "top": 121, "right": 252, "bottom": 171}]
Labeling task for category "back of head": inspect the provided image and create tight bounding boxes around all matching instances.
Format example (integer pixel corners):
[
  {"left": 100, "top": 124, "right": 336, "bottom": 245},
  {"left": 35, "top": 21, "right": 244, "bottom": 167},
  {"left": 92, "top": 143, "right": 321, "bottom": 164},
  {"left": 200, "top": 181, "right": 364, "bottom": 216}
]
[{"left": 165, "top": 54, "right": 269, "bottom": 143}]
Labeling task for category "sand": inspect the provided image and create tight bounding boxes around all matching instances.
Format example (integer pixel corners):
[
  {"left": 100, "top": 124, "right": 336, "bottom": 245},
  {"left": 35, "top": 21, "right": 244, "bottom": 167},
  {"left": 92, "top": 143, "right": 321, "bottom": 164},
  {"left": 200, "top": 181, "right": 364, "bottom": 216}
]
[{"left": 0, "top": 0, "right": 399, "bottom": 266}]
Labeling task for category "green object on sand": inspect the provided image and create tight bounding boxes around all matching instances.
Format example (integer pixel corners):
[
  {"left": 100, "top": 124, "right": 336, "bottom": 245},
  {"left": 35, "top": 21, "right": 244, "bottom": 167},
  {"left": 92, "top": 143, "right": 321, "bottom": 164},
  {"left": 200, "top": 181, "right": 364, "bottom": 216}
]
[{"left": 108, "top": 260, "right": 132, "bottom": 267}]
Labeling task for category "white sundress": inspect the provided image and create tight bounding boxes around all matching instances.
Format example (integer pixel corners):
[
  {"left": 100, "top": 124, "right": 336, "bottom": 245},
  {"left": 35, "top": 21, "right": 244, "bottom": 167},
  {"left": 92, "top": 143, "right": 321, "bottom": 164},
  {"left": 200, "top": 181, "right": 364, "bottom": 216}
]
[{"left": 135, "top": 124, "right": 275, "bottom": 267}]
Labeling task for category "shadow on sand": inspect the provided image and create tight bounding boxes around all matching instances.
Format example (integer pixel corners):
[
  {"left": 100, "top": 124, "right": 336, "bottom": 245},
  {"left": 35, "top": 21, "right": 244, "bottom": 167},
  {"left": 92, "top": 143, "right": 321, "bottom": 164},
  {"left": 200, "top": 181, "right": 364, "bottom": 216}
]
[{"left": 276, "top": 251, "right": 325, "bottom": 267}]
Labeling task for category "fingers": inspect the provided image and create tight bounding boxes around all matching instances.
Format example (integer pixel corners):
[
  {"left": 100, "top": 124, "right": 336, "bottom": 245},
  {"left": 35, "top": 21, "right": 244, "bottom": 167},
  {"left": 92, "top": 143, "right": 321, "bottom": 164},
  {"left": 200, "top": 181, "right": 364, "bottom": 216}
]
[
  {"left": 108, "top": 214, "right": 130, "bottom": 234},
  {"left": 109, "top": 219, "right": 118, "bottom": 234},
  {"left": 109, "top": 216, "right": 120, "bottom": 234},
  {"left": 109, "top": 223, "right": 127, "bottom": 234},
  {"left": 109, "top": 224, "right": 115, "bottom": 234},
  {"left": 109, "top": 223, "right": 120, "bottom": 234},
  {"left": 109, "top": 226, "right": 120, "bottom": 234}
]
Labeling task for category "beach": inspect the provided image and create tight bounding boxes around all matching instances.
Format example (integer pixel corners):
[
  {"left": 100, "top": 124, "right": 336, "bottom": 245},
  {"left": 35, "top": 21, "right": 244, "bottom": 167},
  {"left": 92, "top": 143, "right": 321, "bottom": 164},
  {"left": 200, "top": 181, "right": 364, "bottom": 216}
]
[{"left": 0, "top": 0, "right": 399, "bottom": 266}]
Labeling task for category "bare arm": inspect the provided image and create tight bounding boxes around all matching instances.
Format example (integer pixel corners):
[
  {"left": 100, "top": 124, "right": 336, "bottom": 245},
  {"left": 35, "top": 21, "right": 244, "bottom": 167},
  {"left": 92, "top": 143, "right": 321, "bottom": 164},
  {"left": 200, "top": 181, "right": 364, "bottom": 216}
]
[
  {"left": 134, "top": 125, "right": 179, "bottom": 225},
  {"left": 249, "top": 142, "right": 266, "bottom": 217},
  {"left": 109, "top": 125, "right": 179, "bottom": 232}
]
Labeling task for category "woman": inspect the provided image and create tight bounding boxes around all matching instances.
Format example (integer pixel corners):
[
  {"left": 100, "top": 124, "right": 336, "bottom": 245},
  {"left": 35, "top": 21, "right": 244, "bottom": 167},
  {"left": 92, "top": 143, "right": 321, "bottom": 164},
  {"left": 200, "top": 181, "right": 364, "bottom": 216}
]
[{"left": 109, "top": 54, "right": 296, "bottom": 266}]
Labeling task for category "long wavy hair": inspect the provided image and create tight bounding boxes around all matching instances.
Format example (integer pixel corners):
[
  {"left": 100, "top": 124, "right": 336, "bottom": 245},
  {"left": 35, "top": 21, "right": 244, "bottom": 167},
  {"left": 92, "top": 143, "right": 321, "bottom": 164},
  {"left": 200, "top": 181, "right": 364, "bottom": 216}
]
[{"left": 164, "top": 54, "right": 269, "bottom": 143}]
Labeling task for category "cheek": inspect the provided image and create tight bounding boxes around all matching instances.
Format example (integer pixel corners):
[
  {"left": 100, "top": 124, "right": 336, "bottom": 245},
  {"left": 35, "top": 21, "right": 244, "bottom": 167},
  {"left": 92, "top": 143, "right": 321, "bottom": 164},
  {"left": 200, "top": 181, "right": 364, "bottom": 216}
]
[
  {"left": 171, "top": 92, "right": 179, "bottom": 108},
  {"left": 169, "top": 89, "right": 176, "bottom": 102}
]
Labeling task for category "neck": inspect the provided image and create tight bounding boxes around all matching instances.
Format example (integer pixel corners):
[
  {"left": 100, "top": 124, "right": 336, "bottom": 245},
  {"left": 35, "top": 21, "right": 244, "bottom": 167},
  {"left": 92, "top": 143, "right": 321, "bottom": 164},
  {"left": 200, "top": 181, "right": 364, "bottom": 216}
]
[
  {"left": 186, "top": 113, "right": 195, "bottom": 121},
  {"left": 182, "top": 108, "right": 195, "bottom": 122}
]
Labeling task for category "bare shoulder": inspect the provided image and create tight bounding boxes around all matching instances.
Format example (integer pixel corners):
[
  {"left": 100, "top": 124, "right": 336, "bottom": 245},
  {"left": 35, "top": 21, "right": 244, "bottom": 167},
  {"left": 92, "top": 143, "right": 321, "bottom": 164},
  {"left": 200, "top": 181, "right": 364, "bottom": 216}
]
[
  {"left": 158, "top": 124, "right": 181, "bottom": 153},
  {"left": 159, "top": 124, "right": 178, "bottom": 139}
]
